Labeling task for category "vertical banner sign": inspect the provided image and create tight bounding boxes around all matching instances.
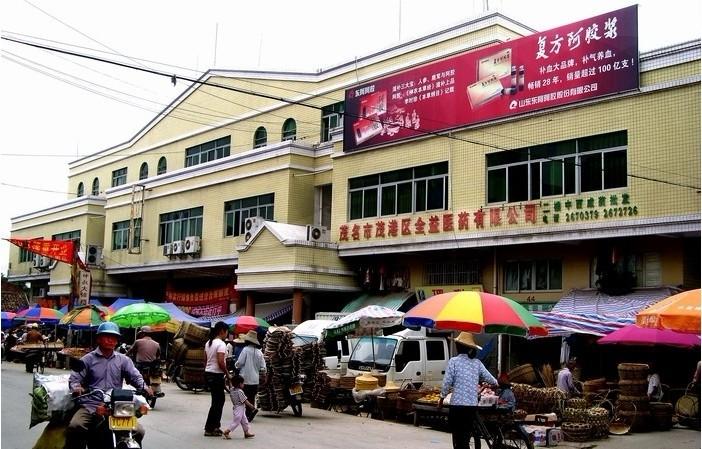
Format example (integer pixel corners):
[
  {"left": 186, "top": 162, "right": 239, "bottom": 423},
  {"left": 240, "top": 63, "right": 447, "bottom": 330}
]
[
  {"left": 77, "top": 270, "right": 91, "bottom": 306},
  {"left": 344, "top": 6, "right": 639, "bottom": 152}
]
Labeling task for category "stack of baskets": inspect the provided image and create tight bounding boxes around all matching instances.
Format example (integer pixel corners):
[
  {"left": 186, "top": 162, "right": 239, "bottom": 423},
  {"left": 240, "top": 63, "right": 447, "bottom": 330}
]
[
  {"left": 257, "top": 327, "right": 295, "bottom": 412},
  {"left": 617, "top": 363, "right": 650, "bottom": 432},
  {"left": 512, "top": 383, "right": 566, "bottom": 414},
  {"left": 170, "top": 322, "right": 210, "bottom": 386}
]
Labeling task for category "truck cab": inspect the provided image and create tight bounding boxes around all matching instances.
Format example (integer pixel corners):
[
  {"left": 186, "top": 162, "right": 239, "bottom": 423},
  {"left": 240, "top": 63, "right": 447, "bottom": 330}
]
[{"left": 346, "top": 328, "right": 450, "bottom": 388}]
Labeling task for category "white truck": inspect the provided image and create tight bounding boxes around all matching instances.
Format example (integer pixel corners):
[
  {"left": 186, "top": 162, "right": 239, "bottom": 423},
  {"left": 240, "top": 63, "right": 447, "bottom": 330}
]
[{"left": 345, "top": 328, "right": 451, "bottom": 388}]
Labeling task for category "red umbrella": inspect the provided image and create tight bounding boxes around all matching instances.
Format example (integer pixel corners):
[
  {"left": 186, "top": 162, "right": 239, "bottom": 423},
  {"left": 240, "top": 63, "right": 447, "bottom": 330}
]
[
  {"left": 598, "top": 324, "right": 701, "bottom": 348},
  {"left": 225, "top": 316, "right": 270, "bottom": 335}
]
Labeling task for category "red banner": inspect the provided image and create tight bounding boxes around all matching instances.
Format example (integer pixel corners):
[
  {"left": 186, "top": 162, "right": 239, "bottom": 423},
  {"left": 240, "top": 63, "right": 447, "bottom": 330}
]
[
  {"left": 166, "top": 284, "right": 237, "bottom": 317},
  {"left": 344, "top": 6, "right": 638, "bottom": 152},
  {"left": 5, "top": 237, "right": 75, "bottom": 265}
]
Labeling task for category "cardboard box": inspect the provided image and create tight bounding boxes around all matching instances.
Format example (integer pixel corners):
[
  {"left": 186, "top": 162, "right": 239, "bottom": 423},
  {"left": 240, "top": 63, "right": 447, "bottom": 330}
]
[{"left": 521, "top": 425, "right": 562, "bottom": 447}]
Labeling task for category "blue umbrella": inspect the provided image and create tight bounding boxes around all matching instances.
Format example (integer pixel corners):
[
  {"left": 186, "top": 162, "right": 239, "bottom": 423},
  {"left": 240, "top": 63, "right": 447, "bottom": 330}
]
[{"left": 1, "top": 312, "right": 17, "bottom": 329}]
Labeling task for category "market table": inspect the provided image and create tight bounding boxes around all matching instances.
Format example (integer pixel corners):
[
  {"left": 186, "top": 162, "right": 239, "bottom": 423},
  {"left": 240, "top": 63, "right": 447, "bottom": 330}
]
[{"left": 413, "top": 402, "right": 449, "bottom": 427}]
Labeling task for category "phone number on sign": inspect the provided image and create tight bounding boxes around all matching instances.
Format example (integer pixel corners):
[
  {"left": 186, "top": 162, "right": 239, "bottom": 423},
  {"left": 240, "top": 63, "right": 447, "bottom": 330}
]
[{"left": 564, "top": 206, "right": 638, "bottom": 222}]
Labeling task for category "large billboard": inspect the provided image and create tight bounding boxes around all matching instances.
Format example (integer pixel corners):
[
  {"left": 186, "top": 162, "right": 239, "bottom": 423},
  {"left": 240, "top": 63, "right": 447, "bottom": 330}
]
[{"left": 343, "top": 6, "right": 639, "bottom": 152}]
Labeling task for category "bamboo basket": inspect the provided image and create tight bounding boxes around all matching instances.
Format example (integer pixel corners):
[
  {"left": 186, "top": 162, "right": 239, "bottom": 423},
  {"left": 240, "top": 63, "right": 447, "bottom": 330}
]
[{"left": 617, "top": 363, "right": 649, "bottom": 380}]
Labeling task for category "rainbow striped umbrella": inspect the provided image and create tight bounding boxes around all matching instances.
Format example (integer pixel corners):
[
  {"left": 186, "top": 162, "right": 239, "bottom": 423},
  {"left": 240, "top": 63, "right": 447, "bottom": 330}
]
[
  {"left": 1, "top": 312, "right": 16, "bottom": 329},
  {"left": 59, "top": 305, "right": 112, "bottom": 328},
  {"left": 403, "top": 291, "right": 548, "bottom": 337},
  {"left": 225, "top": 316, "right": 270, "bottom": 335},
  {"left": 14, "top": 305, "right": 64, "bottom": 324}
]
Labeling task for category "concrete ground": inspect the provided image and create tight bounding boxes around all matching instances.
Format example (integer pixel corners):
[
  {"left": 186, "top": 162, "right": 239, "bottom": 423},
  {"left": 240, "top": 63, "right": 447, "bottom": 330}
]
[{"left": 1, "top": 361, "right": 699, "bottom": 449}]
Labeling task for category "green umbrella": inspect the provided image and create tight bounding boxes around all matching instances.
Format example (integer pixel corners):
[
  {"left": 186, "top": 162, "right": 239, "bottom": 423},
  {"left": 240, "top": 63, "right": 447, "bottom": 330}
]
[{"left": 109, "top": 303, "right": 171, "bottom": 328}]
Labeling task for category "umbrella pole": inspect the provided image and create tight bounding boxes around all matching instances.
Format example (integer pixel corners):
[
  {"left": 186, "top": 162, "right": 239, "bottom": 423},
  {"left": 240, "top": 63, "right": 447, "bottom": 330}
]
[
  {"left": 371, "top": 330, "right": 375, "bottom": 371},
  {"left": 497, "top": 334, "right": 503, "bottom": 373}
]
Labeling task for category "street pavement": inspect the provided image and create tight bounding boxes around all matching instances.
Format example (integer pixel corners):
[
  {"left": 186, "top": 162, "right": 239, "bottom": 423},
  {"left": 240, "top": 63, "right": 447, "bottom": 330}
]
[{"left": 1, "top": 361, "right": 699, "bottom": 449}]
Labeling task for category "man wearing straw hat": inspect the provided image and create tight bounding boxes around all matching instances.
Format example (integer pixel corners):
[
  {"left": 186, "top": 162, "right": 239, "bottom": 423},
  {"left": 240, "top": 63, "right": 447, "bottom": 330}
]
[{"left": 438, "top": 332, "right": 497, "bottom": 449}]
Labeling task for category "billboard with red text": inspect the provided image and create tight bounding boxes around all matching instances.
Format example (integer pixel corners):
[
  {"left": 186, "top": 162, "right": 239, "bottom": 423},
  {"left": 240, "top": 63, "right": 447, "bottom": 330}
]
[{"left": 343, "top": 6, "right": 638, "bottom": 152}]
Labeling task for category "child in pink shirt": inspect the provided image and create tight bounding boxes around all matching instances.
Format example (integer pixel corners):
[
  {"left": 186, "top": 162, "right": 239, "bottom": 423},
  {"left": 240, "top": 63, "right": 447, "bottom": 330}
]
[{"left": 223, "top": 375, "right": 256, "bottom": 440}]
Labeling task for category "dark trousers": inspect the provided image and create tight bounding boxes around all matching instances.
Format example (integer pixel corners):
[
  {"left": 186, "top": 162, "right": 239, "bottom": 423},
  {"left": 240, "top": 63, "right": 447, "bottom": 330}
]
[
  {"left": 65, "top": 406, "right": 144, "bottom": 449},
  {"left": 448, "top": 405, "right": 481, "bottom": 449},
  {"left": 204, "top": 372, "right": 226, "bottom": 432},
  {"left": 243, "top": 384, "right": 259, "bottom": 419}
]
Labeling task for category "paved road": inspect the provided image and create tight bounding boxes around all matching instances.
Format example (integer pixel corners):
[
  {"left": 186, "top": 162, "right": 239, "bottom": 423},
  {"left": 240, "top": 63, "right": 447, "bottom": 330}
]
[{"left": 2, "top": 361, "right": 699, "bottom": 449}]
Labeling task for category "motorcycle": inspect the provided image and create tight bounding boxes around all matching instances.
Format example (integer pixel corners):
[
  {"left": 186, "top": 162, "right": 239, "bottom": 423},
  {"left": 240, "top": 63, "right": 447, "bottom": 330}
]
[
  {"left": 73, "top": 388, "right": 150, "bottom": 449},
  {"left": 135, "top": 360, "right": 165, "bottom": 408}
]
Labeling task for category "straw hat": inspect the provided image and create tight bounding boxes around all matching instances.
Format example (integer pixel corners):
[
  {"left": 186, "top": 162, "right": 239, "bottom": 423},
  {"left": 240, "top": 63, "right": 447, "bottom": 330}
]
[
  {"left": 232, "top": 334, "right": 245, "bottom": 344},
  {"left": 453, "top": 332, "right": 482, "bottom": 350},
  {"left": 241, "top": 330, "right": 260, "bottom": 346}
]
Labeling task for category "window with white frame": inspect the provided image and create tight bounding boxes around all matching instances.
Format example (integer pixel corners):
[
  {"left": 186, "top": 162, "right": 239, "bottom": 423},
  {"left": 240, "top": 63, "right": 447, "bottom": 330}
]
[
  {"left": 111, "top": 167, "right": 127, "bottom": 187},
  {"left": 157, "top": 157, "right": 167, "bottom": 175},
  {"left": 139, "top": 162, "right": 148, "bottom": 180},
  {"left": 224, "top": 193, "right": 274, "bottom": 237},
  {"left": 112, "top": 219, "right": 142, "bottom": 250},
  {"left": 424, "top": 260, "right": 482, "bottom": 285},
  {"left": 321, "top": 102, "right": 344, "bottom": 142},
  {"left": 504, "top": 260, "right": 562, "bottom": 292},
  {"left": 282, "top": 118, "right": 296, "bottom": 141},
  {"left": 486, "top": 131, "right": 627, "bottom": 204},
  {"left": 349, "top": 162, "right": 448, "bottom": 220},
  {"left": 185, "top": 136, "right": 231, "bottom": 167},
  {"left": 253, "top": 127, "right": 267, "bottom": 148},
  {"left": 158, "top": 207, "right": 203, "bottom": 245}
]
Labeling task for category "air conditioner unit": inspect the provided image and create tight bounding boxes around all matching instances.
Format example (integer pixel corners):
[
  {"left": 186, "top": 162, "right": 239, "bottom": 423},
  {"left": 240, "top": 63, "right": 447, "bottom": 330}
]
[
  {"left": 171, "top": 240, "right": 185, "bottom": 255},
  {"left": 163, "top": 243, "right": 173, "bottom": 257},
  {"left": 86, "top": 245, "right": 103, "bottom": 266},
  {"left": 33, "top": 255, "right": 51, "bottom": 268},
  {"left": 306, "top": 225, "right": 329, "bottom": 242},
  {"left": 184, "top": 236, "right": 201, "bottom": 254},
  {"left": 244, "top": 217, "right": 262, "bottom": 242}
]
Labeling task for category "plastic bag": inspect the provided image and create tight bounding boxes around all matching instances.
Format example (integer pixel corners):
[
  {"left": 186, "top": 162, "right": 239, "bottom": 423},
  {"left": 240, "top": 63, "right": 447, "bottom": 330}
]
[{"left": 29, "top": 373, "right": 72, "bottom": 428}]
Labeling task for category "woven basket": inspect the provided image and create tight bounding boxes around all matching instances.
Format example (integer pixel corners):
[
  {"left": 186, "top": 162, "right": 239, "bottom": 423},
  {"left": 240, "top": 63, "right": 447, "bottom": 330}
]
[
  {"left": 618, "top": 395, "right": 650, "bottom": 411},
  {"left": 618, "top": 379, "right": 648, "bottom": 396},
  {"left": 617, "top": 363, "right": 649, "bottom": 380},
  {"left": 650, "top": 402, "right": 674, "bottom": 430},
  {"left": 566, "top": 398, "right": 588, "bottom": 409},
  {"left": 583, "top": 378, "right": 607, "bottom": 393},
  {"left": 509, "top": 364, "right": 538, "bottom": 385},
  {"left": 562, "top": 422, "right": 593, "bottom": 442}
]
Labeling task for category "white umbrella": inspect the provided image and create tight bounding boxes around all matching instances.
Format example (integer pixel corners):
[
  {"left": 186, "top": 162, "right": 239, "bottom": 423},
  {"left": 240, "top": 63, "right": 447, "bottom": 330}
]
[{"left": 323, "top": 305, "right": 404, "bottom": 369}]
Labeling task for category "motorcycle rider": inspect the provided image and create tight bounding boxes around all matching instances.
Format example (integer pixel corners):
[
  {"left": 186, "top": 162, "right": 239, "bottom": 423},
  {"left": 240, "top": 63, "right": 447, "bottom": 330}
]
[
  {"left": 66, "top": 322, "right": 152, "bottom": 449},
  {"left": 128, "top": 325, "right": 164, "bottom": 400}
]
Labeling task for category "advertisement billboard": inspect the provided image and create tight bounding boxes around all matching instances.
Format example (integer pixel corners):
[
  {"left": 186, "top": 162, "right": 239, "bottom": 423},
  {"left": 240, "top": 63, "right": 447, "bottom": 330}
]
[{"left": 343, "top": 6, "right": 639, "bottom": 152}]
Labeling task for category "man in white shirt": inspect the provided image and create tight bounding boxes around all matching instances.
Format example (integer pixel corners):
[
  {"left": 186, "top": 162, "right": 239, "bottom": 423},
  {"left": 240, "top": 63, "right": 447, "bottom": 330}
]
[
  {"left": 557, "top": 359, "right": 580, "bottom": 397},
  {"left": 235, "top": 330, "right": 266, "bottom": 421}
]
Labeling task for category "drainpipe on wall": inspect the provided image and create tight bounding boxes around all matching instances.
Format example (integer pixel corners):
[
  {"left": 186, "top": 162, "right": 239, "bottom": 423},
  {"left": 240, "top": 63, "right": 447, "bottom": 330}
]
[{"left": 494, "top": 247, "right": 503, "bottom": 374}]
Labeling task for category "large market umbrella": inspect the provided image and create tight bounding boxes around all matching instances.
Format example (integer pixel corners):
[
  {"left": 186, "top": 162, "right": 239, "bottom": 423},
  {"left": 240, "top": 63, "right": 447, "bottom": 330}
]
[
  {"left": 14, "top": 305, "right": 64, "bottom": 324},
  {"left": 59, "top": 304, "right": 112, "bottom": 328},
  {"left": 598, "top": 324, "right": 701, "bottom": 348},
  {"left": 224, "top": 315, "right": 270, "bottom": 335},
  {"left": 636, "top": 289, "right": 700, "bottom": 334},
  {"left": 402, "top": 291, "right": 548, "bottom": 337},
  {"left": 1, "top": 312, "right": 16, "bottom": 329},
  {"left": 109, "top": 303, "right": 170, "bottom": 328}
]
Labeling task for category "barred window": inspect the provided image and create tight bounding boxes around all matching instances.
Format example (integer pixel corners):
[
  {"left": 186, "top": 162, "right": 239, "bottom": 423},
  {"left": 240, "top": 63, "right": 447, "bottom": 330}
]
[
  {"left": 185, "top": 136, "right": 231, "bottom": 167},
  {"left": 159, "top": 207, "right": 203, "bottom": 245},
  {"left": 504, "top": 260, "right": 562, "bottom": 292},
  {"left": 111, "top": 167, "right": 127, "bottom": 187},
  {"left": 224, "top": 194, "right": 274, "bottom": 237},
  {"left": 112, "top": 219, "right": 142, "bottom": 250},
  {"left": 424, "top": 261, "right": 481, "bottom": 285}
]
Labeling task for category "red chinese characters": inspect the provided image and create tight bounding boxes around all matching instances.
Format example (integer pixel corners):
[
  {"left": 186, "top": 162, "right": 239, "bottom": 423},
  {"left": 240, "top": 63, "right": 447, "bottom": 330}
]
[
  {"left": 339, "top": 225, "right": 349, "bottom": 241},
  {"left": 415, "top": 217, "right": 426, "bottom": 234},
  {"left": 458, "top": 212, "right": 470, "bottom": 230},
  {"left": 351, "top": 224, "right": 361, "bottom": 240},
  {"left": 401, "top": 218, "right": 412, "bottom": 235},
  {"left": 474, "top": 209, "right": 485, "bottom": 228},
  {"left": 388, "top": 219, "right": 399, "bottom": 237},
  {"left": 524, "top": 204, "right": 537, "bottom": 224},
  {"left": 363, "top": 223, "right": 373, "bottom": 239},
  {"left": 507, "top": 206, "right": 519, "bottom": 224},
  {"left": 375, "top": 221, "right": 386, "bottom": 237},
  {"left": 490, "top": 207, "right": 502, "bottom": 226},
  {"left": 443, "top": 213, "right": 454, "bottom": 231},
  {"left": 428, "top": 215, "right": 440, "bottom": 233}
]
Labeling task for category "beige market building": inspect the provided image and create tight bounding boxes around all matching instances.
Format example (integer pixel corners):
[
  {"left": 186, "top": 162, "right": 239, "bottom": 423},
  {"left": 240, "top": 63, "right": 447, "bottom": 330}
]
[{"left": 7, "top": 9, "right": 700, "bottom": 328}]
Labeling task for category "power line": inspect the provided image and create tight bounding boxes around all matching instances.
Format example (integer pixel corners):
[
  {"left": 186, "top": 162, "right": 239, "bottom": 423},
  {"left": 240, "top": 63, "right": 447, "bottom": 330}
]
[{"left": 2, "top": 35, "right": 699, "bottom": 192}]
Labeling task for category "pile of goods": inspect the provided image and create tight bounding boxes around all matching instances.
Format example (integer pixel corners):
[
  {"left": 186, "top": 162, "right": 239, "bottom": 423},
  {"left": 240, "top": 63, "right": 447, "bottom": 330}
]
[
  {"left": 354, "top": 372, "right": 379, "bottom": 391},
  {"left": 582, "top": 377, "right": 608, "bottom": 404},
  {"left": 29, "top": 373, "right": 73, "bottom": 428},
  {"left": 512, "top": 383, "right": 566, "bottom": 414},
  {"left": 169, "top": 322, "right": 210, "bottom": 386},
  {"left": 509, "top": 364, "right": 539, "bottom": 385},
  {"left": 58, "top": 347, "right": 89, "bottom": 359},
  {"left": 616, "top": 363, "right": 650, "bottom": 432},
  {"left": 414, "top": 390, "right": 442, "bottom": 405},
  {"left": 257, "top": 327, "right": 325, "bottom": 412},
  {"left": 312, "top": 371, "right": 334, "bottom": 408}
]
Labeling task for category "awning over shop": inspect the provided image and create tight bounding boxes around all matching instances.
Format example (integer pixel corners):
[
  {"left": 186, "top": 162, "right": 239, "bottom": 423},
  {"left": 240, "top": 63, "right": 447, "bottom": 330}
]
[
  {"left": 231, "top": 298, "right": 293, "bottom": 322},
  {"left": 341, "top": 291, "right": 415, "bottom": 313},
  {"left": 533, "top": 287, "right": 680, "bottom": 337}
]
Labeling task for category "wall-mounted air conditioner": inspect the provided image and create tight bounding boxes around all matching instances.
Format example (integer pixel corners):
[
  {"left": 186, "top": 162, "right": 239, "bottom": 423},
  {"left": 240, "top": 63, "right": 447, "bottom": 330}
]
[
  {"left": 163, "top": 243, "right": 173, "bottom": 257},
  {"left": 32, "top": 255, "right": 51, "bottom": 268},
  {"left": 184, "top": 236, "right": 201, "bottom": 254},
  {"left": 86, "top": 245, "right": 103, "bottom": 266},
  {"left": 171, "top": 240, "right": 185, "bottom": 255},
  {"left": 306, "top": 225, "right": 329, "bottom": 242},
  {"left": 244, "top": 216, "right": 262, "bottom": 242}
]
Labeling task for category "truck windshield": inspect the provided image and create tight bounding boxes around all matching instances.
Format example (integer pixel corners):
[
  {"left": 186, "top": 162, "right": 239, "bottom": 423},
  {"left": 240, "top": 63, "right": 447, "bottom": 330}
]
[{"left": 348, "top": 337, "right": 397, "bottom": 372}]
